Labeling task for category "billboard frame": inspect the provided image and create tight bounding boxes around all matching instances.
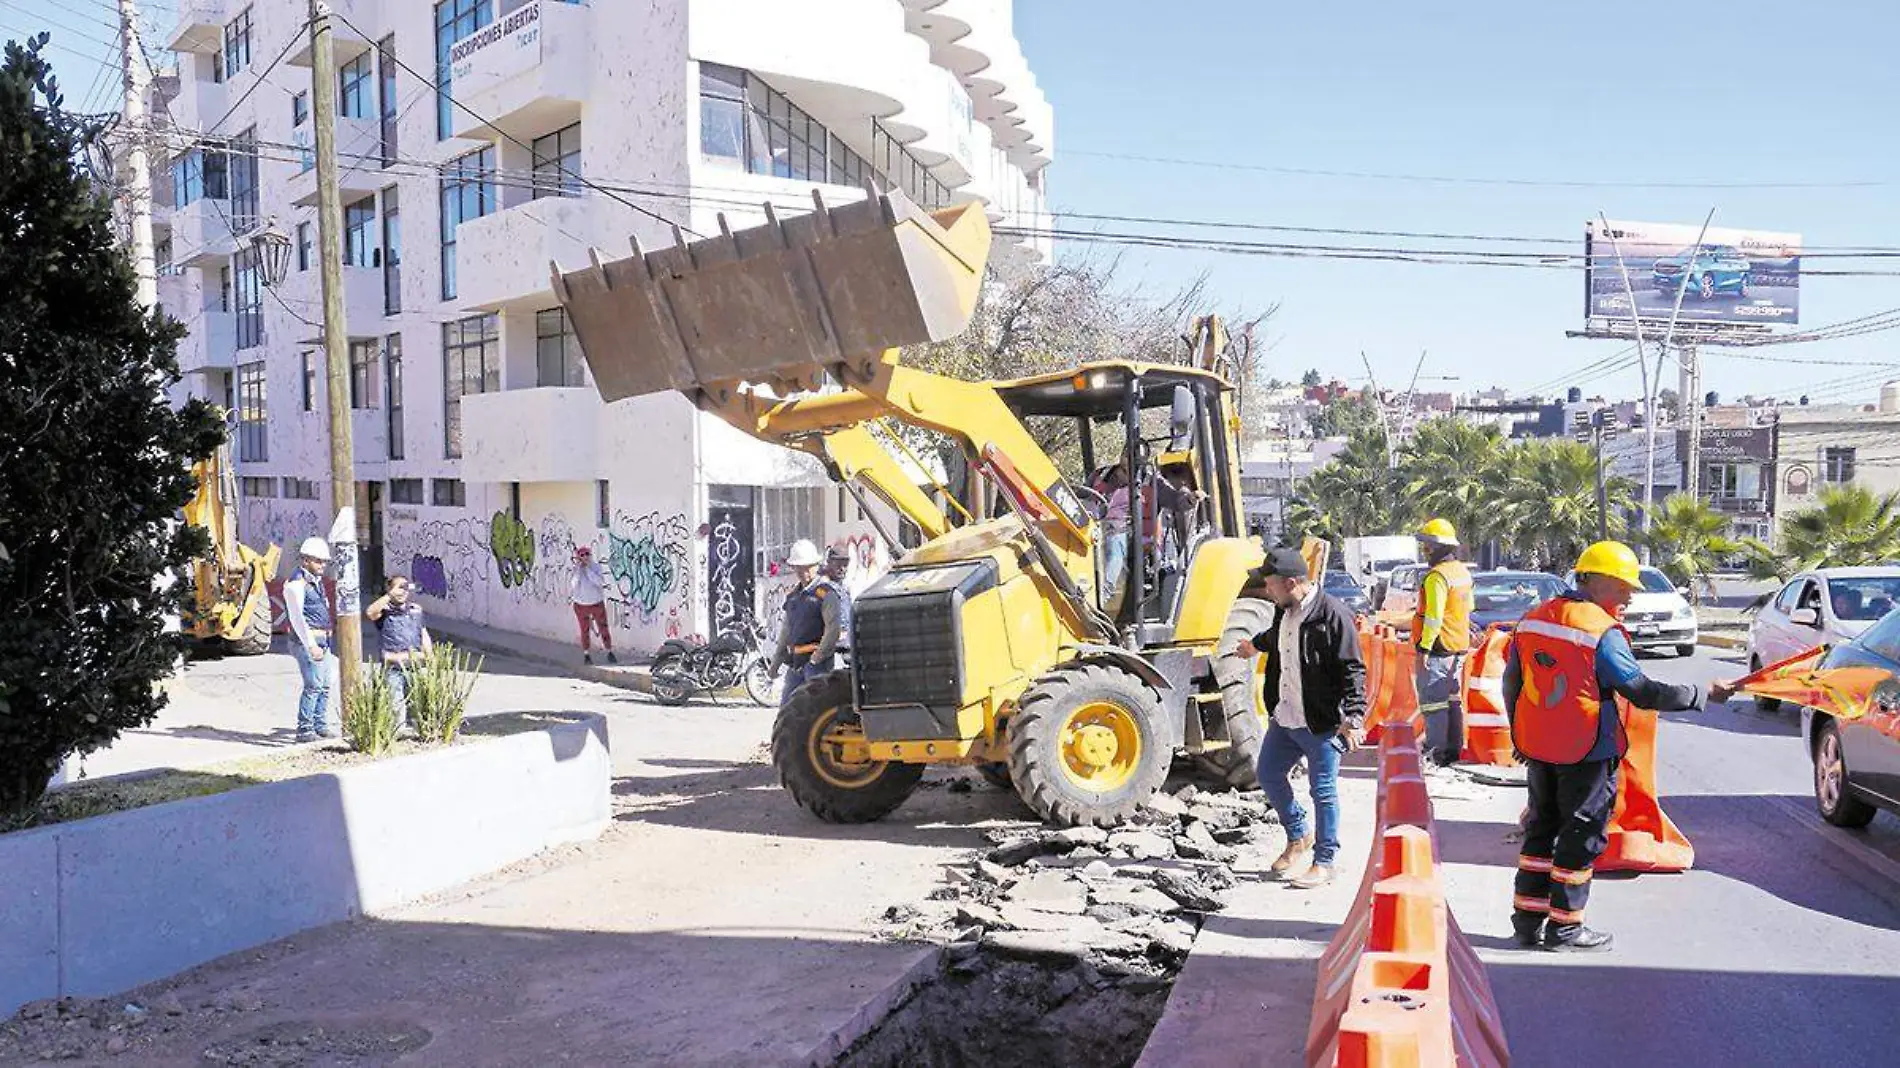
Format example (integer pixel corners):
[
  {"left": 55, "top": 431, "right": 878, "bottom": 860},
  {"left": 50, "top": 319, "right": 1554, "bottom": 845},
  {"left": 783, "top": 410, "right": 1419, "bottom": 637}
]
[{"left": 1583, "top": 217, "right": 1802, "bottom": 330}]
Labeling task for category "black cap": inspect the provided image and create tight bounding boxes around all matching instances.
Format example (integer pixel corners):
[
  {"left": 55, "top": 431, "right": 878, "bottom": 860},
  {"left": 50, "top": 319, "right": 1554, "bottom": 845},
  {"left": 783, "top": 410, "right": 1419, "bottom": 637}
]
[{"left": 1264, "top": 546, "right": 1308, "bottom": 578}]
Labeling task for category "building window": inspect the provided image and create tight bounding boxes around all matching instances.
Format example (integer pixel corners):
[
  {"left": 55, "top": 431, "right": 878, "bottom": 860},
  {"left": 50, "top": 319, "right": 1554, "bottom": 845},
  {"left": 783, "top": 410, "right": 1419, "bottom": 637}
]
[
  {"left": 217, "top": 265, "right": 231, "bottom": 312},
  {"left": 596, "top": 479, "right": 610, "bottom": 528},
  {"left": 438, "top": 146, "right": 495, "bottom": 301},
  {"left": 531, "top": 123, "right": 582, "bottom": 199},
  {"left": 381, "top": 187, "right": 402, "bottom": 314},
  {"left": 508, "top": 482, "right": 522, "bottom": 521},
  {"left": 1825, "top": 447, "right": 1857, "bottom": 484},
  {"left": 1705, "top": 462, "right": 1761, "bottom": 502},
  {"left": 239, "top": 476, "right": 275, "bottom": 498},
  {"left": 344, "top": 195, "right": 377, "bottom": 268},
  {"left": 283, "top": 477, "right": 321, "bottom": 500},
  {"left": 535, "top": 307, "right": 584, "bottom": 387},
  {"left": 222, "top": 7, "right": 252, "bottom": 77},
  {"left": 300, "top": 351, "right": 315, "bottom": 411},
  {"left": 292, "top": 90, "right": 308, "bottom": 127},
  {"left": 154, "top": 236, "right": 176, "bottom": 275},
  {"left": 295, "top": 221, "right": 311, "bottom": 272},
  {"left": 431, "top": 478, "right": 466, "bottom": 507},
  {"left": 378, "top": 36, "right": 399, "bottom": 166},
  {"left": 698, "top": 63, "right": 946, "bottom": 207},
  {"left": 349, "top": 339, "right": 380, "bottom": 409},
  {"left": 233, "top": 246, "right": 263, "bottom": 349},
  {"left": 390, "top": 478, "right": 424, "bottom": 505},
  {"left": 228, "top": 128, "right": 259, "bottom": 231},
  {"left": 435, "top": 0, "right": 491, "bottom": 140},
  {"left": 385, "top": 333, "right": 404, "bottom": 460},
  {"left": 441, "top": 313, "right": 498, "bottom": 458},
  {"left": 170, "top": 146, "right": 227, "bottom": 206},
  {"left": 339, "top": 52, "right": 372, "bottom": 119},
  {"left": 758, "top": 487, "right": 823, "bottom": 576},
  {"left": 236, "top": 361, "right": 268, "bottom": 462}
]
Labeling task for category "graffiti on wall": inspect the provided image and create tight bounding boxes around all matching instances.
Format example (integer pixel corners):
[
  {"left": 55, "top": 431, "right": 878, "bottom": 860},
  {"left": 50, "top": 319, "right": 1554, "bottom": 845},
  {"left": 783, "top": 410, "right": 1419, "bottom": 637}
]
[
  {"left": 490, "top": 512, "right": 536, "bottom": 588},
  {"left": 606, "top": 508, "right": 691, "bottom": 628},
  {"left": 383, "top": 517, "right": 492, "bottom": 604},
  {"left": 412, "top": 556, "right": 450, "bottom": 599},
  {"left": 707, "top": 506, "right": 755, "bottom": 634}
]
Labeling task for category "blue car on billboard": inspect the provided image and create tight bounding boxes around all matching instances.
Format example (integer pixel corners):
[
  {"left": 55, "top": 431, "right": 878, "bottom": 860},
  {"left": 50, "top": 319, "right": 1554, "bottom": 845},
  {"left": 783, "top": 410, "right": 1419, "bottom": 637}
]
[{"left": 1653, "top": 245, "right": 1752, "bottom": 300}]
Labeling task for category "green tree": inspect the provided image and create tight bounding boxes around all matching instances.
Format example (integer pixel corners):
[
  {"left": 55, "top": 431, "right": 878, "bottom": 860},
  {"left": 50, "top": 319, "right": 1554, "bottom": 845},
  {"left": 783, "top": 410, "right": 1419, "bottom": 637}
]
[
  {"left": 1397, "top": 418, "right": 1504, "bottom": 551},
  {"left": 1741, "top": 484, "right": 1900, "bottom": 580},
  {"left": 1284, "top": 427, "right": 1406, "bottom": 543},
  {"left": 1309, "top": 393, "right": 1382, "bottom": 438},
  {"left": 1301, "top": 368, "right": 1322, "bottom": 388},
  {"left": 1490, "top": 438, "right": 1632, "bottom": 570},
  {"left": 1641, "top": 493, "right": 1737, "bottom": 600},
  {"left": 0, "top": 38, "right": 222, "bottom": 820}
]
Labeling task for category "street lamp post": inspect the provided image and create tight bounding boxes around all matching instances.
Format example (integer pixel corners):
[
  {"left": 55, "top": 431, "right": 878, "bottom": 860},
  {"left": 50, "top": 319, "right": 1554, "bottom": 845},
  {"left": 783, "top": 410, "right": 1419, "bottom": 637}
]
[{"left": 251, "top": 219, "right": 292, "bottom": 287}]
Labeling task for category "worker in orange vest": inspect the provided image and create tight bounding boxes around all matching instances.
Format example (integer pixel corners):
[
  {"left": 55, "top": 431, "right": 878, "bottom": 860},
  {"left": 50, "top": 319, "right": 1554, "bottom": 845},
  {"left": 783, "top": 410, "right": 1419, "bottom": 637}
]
[
  {"left": 1413, "top": 518, "right": 1474, "bottom": 768},
  {"left": 1507, "top": 540, "right": 1738, "bottom": 952}
]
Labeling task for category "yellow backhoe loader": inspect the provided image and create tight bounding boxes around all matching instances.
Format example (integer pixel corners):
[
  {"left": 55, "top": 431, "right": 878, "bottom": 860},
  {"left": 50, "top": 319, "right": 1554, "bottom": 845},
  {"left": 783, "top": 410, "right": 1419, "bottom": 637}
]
[
  {"left": 554, "top": 191, "right": 1273, "bottom": 827},
  {"left": 180, "top": 429, "right": 279, "bottom": 656}
]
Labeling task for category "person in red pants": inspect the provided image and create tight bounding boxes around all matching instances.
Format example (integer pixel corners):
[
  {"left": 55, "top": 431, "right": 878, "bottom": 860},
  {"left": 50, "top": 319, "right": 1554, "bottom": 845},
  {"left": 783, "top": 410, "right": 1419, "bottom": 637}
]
[{"left": 570, "top": 545, "right": 616, "bottom": 665}]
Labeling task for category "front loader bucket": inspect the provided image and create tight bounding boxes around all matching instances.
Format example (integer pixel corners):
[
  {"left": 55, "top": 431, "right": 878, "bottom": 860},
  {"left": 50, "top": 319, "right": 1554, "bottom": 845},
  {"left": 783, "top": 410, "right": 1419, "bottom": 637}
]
[{"left": 550, "top": 189, "right": 991, "bottom": 402}]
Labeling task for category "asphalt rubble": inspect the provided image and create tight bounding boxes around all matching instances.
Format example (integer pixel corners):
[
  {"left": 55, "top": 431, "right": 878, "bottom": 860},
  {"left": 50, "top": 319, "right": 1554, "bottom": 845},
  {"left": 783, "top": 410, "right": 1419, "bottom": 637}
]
[{"left": 832, "top": 782, "right": 1287, "bottom": 1068}]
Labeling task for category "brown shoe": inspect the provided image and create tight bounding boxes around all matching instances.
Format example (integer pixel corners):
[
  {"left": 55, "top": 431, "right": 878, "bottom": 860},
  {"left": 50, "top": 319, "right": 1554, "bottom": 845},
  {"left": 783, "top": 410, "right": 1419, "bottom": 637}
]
[
  {"left": 1289, "top": 863, "right": 1335, "bottom": 890},
  {"left": 1270, "top": 834, "right": 1314, "bottom": 877}
]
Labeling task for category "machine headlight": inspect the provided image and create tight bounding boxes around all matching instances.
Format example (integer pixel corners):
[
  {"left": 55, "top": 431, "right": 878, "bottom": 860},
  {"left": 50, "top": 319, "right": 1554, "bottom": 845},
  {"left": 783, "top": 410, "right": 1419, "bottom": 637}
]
[{"left": 1675, "top": 605, "right": 1695, "bottom": 620}]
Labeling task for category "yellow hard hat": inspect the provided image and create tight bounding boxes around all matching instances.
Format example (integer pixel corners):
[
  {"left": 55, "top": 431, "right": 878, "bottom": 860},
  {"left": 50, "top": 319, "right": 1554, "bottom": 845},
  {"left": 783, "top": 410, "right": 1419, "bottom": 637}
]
[
  {"left": 1575, "top": 540, "right": 1642, "bottom": 588},
  {"left": 1418, "top": 518, "right": 1458, "bottom": 547}
]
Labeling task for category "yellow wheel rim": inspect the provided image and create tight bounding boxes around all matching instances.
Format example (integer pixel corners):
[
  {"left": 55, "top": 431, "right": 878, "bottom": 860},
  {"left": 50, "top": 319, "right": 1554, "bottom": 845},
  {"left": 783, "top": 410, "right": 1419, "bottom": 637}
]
[
  {"left": 1252, "top": 652, "right": 1270, "bottom": 724},
  {"left": 1059, "top": 700, "right": 1142, "bottom": 791},
  {"left": 806, "top": 705, "right": 884, "bottom": 790}
]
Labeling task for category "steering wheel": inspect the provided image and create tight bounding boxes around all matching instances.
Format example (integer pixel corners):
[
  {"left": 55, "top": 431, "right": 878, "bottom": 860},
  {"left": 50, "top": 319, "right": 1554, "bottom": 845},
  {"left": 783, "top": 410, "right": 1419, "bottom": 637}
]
[{"left": 1073, "top": 483, "right": 1108, "bottom": 512}]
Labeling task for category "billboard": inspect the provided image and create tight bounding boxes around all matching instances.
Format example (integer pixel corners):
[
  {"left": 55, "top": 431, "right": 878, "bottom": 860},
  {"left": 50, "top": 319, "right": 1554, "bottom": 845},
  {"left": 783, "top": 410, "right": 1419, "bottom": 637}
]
[{"left": 1585, "top": 219, "right": 1801, "bottom": 326}]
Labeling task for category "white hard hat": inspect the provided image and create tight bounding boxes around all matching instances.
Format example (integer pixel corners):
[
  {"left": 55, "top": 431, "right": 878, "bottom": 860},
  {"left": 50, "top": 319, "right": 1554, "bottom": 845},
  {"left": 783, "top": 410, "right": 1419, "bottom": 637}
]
[
  {"left": 786, "top": 539, "right": 822, "bottom": 567},
  {"left": 299, "top": 537, "right": 331, "bottom": 561}
]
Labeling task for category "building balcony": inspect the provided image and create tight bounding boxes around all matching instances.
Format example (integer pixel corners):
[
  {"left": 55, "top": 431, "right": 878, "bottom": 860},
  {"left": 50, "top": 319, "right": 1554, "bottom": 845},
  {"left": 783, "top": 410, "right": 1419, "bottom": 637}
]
[
  {"left": 166, "top": 0, "right": 224, "bottom": 54},
  {"left": 280, "top": 264, "right": 387, "bottom": 343},
  {"left": 448, "top": 0, "right": 592, "bottom": 143},
  {"left": 172, "top": 198, "right": 238, "bottom": 268},
  {"left": 454, "top": 195, "right": 597, "bottom": 312},
  {"left": 1708, "top": 495, "right": 1770, "bottom": 515},
  {"left": 175, "top": 310, "right": 237, "bottom": 376},
  {"left": 458, "top": 387, "right": 600, "bottom": 483},
  {"left": 285, "top": 117, "right": 384, "bottom": 207},
  {"left": 284, "top": 0, "right": 374, "bottom": 68}
]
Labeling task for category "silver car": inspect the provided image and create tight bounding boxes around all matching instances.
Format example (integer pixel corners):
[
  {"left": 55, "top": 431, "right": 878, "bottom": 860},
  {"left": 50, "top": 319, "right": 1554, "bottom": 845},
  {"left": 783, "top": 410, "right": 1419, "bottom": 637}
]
[{"left": 1749, "top": 567, "right": 1900, "bottom": 682}]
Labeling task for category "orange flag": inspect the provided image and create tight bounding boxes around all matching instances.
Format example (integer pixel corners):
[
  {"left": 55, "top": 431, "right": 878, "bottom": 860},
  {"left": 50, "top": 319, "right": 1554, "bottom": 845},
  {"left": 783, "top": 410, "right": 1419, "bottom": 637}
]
[{"left": 1733, "top": 646, "right": 1889, "bottom": 722}]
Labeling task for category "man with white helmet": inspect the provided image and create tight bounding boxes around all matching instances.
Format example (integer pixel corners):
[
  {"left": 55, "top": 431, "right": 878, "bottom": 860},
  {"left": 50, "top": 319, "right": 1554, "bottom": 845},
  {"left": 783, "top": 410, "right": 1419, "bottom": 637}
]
[
  {"left": 770, "top": 539, "right": 843, "bottom": 708},
  {"left": 284, "top": 537, "right": 341, "bottom": 741}
]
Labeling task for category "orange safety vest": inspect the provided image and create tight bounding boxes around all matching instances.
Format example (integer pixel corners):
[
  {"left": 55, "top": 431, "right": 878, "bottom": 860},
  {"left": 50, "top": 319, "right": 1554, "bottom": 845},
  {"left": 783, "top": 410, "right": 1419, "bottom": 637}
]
[
  {"left": 1511, "top": 597, "right": 1629, "bottom": 765},
  {"left": 1412, "top": 559, "right": 1474, "bottom": 655}
]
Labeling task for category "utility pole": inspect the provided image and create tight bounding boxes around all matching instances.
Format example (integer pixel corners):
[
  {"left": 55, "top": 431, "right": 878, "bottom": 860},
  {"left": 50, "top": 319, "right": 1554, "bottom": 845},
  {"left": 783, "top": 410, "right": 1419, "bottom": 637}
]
[
  {"left": 1681, "top": 342, "right": 1702, "bottom": 502},
  {"left": 116, "top": 0, "right": 155, "bottom": 311},
  {"left": 1360, "top": 351, "right": 1397, "bottom": 469},
  {"left": 1591, "top": 413, "right": 1612, "bottom": 541},
  {"left": 309, "top": 0, "right": 363, "bottom": 702}
]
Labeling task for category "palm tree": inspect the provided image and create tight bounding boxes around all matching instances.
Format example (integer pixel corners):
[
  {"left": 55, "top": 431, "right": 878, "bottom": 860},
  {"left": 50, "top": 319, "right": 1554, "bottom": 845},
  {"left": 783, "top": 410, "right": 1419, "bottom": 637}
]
[
  {"left": 1744, "top": 484, "right": 1900, "bottom": 579},
  {"left": 1399, "top": 418, "right": 1504, "bottom": 552},
  {"left": 1285, "top": 428, "right": 1406, "bottom": 543},
  {"left": 1490, "top": 438, "right": 1633, "bottom": 570},
  {"left": 1642, "top": 493, "right": 1736, "bottom": 601}
]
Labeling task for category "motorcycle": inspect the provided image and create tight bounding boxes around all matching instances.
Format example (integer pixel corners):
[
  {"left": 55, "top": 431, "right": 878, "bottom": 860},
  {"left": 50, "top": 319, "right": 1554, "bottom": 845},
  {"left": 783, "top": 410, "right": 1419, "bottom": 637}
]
[{"left": 649, "top": 608, "right": 775, "bottom": 706}]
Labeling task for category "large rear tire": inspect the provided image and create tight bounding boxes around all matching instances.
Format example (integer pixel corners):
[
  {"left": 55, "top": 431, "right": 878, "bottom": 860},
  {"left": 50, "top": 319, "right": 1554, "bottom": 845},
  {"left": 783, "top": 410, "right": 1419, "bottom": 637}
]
[
  {"left": 1007, "top": 662, "right": 1171, "bottom": 828},
  {"left": 650, "top": 656, "right": 692, "bottom": 706},
  {"left": 1196, "top": 597, "right": 1276, "bottom": 788},
  {"left": 771, "top": 671, "right": 923, "bottom": 823},
  {"left": 229, "top": 599, "right": 274, "bottom": 656}
]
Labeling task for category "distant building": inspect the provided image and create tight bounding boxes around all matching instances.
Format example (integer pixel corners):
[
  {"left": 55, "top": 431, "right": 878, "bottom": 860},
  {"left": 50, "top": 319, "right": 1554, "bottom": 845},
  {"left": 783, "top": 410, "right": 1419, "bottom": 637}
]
[
  {"left": 1682, "top": 405, "right": 1778, "bottom": 542},
  {"left": 1773, "top": 386, "right": 1900, "bottom": 535},
  {"left": 1239, "top": 438, "right": 1348, "bottom": 541}
]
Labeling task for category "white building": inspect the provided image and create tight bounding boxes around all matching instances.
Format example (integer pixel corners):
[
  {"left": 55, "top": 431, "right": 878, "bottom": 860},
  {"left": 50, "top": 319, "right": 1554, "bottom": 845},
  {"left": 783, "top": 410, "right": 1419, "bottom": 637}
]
[
  {"left": 151, "top": 0, "right": 1053, "bottom": 651},
  {"left": 1239, "top": 438, "right": 1348, "bottom": 540}
]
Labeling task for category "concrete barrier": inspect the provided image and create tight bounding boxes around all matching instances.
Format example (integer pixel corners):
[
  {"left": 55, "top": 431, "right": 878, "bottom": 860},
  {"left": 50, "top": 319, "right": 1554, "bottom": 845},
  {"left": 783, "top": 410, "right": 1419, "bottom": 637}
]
[{"left": 0, "top": 713, "right": 610, "bottom": 1016}]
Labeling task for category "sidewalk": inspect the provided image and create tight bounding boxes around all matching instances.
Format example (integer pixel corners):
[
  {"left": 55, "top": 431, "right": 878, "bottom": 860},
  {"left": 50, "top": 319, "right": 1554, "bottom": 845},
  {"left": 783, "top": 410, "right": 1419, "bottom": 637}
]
[{"left": 427, "top": 616, "right": 657, "bottom": 695}]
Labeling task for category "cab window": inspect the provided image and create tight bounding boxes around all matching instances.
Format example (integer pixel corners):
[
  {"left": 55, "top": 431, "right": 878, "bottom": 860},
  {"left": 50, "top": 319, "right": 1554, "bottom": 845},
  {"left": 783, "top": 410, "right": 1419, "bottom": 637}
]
[{"left": 1773, "top": 580, "right": 1804, "bottom": 614}]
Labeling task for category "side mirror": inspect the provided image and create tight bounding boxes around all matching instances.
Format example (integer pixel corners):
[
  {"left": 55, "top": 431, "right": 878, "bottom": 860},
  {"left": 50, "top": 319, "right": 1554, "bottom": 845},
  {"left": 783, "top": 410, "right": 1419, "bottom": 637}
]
[
  {"left": 1790, "top": 607, "right": 1820, "bottom": 628},
  {"left": 1168, "top": 385, "right": 1195, "bottom": 451},
  {"left": 1676, "top": 586, "right": 1690, "bottom": 597}
]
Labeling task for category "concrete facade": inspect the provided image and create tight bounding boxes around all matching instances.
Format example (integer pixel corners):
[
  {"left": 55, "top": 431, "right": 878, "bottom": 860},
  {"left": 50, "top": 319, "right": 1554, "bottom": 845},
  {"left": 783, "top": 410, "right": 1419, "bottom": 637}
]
[
  {"left": 152, "top": 0, "right": 1053, "bottom": 654},
  {"left": 1772, "top": 395, "right": 1900, "bottom": 532},
  {"left": 0, "top": 714, "right": 610, "bottom": 1016}
]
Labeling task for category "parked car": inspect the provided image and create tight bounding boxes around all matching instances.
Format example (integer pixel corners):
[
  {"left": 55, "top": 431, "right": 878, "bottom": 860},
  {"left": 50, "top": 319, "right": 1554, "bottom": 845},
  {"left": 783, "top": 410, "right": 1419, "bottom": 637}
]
[
  {"left": 1653, "top": 244, "right": 1752, "bottom": 300},
  {"left": 1749, "top": 568, "right": 1900, "bottom": 681},
  {"left": 1380, "top": 563, "right": 1426, "bottom": 620},
  {"left": 1562, "top": 565, "right": 1698, "bottom": 655},
  {"left": 1322, "top": 570, "right": 1372, "bottom": 616},
  {"left": 1799, "top": 608, "right": 1900, "bottom": 828},
  {"left": 1470, "top": 570, "right": 1565, "bottom": 632}
]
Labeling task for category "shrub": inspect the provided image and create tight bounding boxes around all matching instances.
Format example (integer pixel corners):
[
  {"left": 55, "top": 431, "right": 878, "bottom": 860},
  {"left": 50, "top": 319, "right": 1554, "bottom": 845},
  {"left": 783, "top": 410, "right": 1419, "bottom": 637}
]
[
  {"left": 344, "top": 664, "right": 399, "bottom": 756},
  {"left": 408, "top": 642, "right": 482, "bottom": 744}
]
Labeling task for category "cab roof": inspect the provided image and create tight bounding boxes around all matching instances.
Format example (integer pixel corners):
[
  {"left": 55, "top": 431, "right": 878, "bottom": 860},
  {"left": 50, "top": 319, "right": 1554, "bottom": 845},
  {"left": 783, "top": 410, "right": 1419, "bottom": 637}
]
[{"left": 995, "top": 362, "right": 1232, "bottom": 419}]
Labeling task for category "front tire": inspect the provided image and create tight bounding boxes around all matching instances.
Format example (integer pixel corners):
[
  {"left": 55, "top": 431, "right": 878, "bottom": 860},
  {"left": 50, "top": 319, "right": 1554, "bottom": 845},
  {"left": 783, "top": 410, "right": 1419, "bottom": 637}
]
[
  {"left": 1699, "top": 272, "right": 1716, "bottom": 300},
  {"left": 229, "top": 600, "right": 273, "bottom": 656},
  {"left": 1007, "top": 662, "right": 1171, "bottom": 828},
  {"left": 771, "top": 671, "right": 923, "bottom": 823},
  {"left": 1675, "top": 643, "right": 1697, "bottom": 658},
  {"left": 743, "top": 658, "right": 775, "bottom": 706},
  {"left": 650, "top": 657, "right": 692, "bottom": 706},
  {"left": 1197, "top": 597, "right": 1276, "bottom": 788},
  {"left": 1815, "top": 719, "right": 1877, "bottom": 829}
]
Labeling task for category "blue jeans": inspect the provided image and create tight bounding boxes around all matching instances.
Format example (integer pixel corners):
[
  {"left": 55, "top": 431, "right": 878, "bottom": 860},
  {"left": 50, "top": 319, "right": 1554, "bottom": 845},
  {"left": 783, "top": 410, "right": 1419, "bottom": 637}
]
[
  {"left": 779, "top": 657, "right": 831, "bottom": 710},
  {"left": 290, "top": 638, "right": 339, "bottom": 735},
  {"left": 1257, "top": 720, "right": 1345, "bottom": 866},
  {"left": 386, "top": 665, "right": 410, "bottom": 731}
]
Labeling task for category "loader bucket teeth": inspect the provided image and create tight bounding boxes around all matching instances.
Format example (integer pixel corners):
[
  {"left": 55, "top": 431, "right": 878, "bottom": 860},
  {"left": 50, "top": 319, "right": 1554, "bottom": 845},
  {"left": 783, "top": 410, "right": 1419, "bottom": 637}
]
[{"left": 550, "top": 189, "right": 991, "bottom": 403}]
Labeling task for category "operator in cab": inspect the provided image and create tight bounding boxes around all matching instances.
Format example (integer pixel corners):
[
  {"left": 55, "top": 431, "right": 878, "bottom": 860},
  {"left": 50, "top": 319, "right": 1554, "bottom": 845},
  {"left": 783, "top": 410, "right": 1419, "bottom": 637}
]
[
  {"left": 770, "top": 539, "right": 844, "bottom": 708},
  {"left": 1506, "top": 540, "right": 1738, "bottom": 953}
]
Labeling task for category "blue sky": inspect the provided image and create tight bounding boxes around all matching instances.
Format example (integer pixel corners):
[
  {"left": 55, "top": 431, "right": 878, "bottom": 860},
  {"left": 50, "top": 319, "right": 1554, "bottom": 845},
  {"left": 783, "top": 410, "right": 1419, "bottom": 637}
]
[
  {"left": 10, "top": 0, "right": 1898, "bottom": 402},
  {"left": 1016, "top": 0, "right": 1900, "bottom": 402}
]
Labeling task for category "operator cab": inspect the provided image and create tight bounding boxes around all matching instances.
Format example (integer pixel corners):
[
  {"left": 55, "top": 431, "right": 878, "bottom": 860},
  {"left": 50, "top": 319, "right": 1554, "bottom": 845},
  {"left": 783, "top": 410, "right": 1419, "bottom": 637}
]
[{"left": 996, "top": 363, "right": 1244, "bottom": 640}]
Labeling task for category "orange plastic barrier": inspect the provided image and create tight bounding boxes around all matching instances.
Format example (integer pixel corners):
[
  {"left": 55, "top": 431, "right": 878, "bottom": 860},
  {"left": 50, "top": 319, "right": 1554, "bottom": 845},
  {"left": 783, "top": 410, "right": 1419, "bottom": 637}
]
[
  {"left": 1363, "top": 628, "right": 1421, "bottom": 744},
  {"left": 1598, "top": 701, "right": 1693, "bottom": 873},
  {"left": 1458, "top": 625, "right": 1517, "bottom": 767},
  {"left": 1306, "top": 721, "right": 1511, "bottom": 1067}
]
